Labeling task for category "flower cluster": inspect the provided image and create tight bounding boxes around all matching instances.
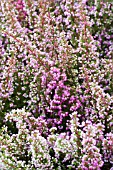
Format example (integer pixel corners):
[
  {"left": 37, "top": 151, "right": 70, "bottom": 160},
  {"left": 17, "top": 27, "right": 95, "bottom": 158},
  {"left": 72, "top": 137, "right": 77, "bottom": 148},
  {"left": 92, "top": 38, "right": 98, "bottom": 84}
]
[{"left": 0, "top": 0, "right": 113, "bottom": 169}]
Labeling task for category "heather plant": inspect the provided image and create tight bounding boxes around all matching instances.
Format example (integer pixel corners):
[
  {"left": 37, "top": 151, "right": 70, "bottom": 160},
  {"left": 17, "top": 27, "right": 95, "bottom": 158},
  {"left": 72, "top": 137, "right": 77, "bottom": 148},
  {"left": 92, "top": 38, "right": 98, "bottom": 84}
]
[
  {"left": 0, "top": 0, "right": 113, "bottom": 169},
  {"left": 87, "top": 1, "right": 113, "bottom": 95},
  {"left": 0, "top": 108, "right": 52, "bottom": 169}
]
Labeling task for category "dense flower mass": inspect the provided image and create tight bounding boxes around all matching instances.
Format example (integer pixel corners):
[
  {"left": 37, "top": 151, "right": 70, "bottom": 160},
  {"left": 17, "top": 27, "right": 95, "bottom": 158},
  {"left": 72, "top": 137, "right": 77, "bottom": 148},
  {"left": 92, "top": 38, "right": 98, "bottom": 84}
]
[{"left": 0, "top": 0, "right": 113, "bottom": 169}]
